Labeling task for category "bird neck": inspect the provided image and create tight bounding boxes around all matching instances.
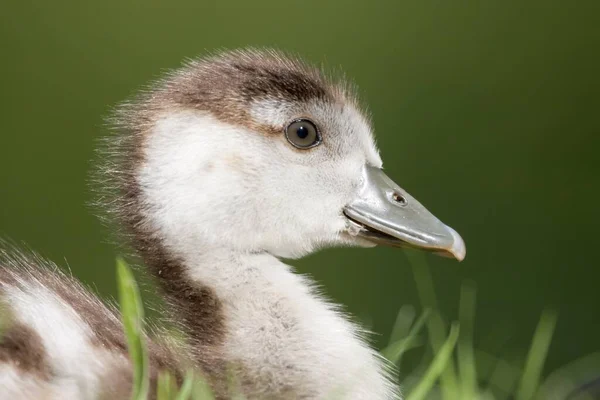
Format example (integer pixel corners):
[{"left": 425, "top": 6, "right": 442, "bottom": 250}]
[{"left": 147, "top": 243, "right": 397, "bottom": 399}]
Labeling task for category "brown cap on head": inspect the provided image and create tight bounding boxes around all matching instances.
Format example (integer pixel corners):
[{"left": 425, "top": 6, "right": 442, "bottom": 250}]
[{"left": 116, "top": 49, "right": 358, "bottom": 138}]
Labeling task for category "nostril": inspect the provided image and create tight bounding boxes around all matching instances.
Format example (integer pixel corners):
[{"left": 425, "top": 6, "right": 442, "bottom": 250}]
[{"left": 392, "top": 192, "right": 408, "bottom": 206}]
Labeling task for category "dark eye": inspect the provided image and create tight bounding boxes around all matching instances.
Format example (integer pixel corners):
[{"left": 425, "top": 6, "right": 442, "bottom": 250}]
[{"left": 285, "top": 119, "right": 321, "bottom": 149}]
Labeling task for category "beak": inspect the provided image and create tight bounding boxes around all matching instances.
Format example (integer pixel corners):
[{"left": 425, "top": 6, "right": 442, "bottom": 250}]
[{"left": 344, "top": 166, "right": 466, "bottom": 261}]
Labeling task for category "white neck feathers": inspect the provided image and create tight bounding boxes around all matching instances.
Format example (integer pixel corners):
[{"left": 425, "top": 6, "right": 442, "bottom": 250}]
[{"left": 182, "top": 247, "right": 398, "bottom": 399}]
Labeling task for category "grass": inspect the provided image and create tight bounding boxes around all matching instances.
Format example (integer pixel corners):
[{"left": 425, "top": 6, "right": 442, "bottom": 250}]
[
  {"left": 118, "top": 257, "right": 150, "bottom": 400},
  {"left": 114, "top": 257, "right": 600, "bottom": 399}
]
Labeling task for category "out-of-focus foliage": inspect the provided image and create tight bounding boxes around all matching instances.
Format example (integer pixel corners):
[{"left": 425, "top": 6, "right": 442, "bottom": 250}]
[
  {"left": 1, "top": 0, "right": 598, "bottom": 382},
  {"left": 118, "top": 257, "right": 597, "bottom": 399}
]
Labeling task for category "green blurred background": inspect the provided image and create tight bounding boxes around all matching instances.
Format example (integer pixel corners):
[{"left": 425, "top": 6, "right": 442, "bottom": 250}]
[{"left": 1, "top": 0, "right": 598, "bottom": 378}]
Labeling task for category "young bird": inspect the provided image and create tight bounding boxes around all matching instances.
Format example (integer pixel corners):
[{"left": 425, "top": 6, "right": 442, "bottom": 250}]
[{"left": 0, "top": 49, "right": 465, "bottom": 400}]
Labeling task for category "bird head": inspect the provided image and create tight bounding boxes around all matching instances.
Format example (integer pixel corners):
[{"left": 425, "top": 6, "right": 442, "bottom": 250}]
[{"left": 112, "top": 49, "right": 465, "bottom": 261}]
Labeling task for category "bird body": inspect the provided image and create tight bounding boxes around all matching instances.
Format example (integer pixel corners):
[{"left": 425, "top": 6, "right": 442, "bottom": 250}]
[{"left": 0, "top": 49, "right": 464, "bottom": 399}]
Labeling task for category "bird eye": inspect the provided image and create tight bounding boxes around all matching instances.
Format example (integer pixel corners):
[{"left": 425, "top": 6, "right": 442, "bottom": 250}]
[{"left": 285, "top": 119, "right": 321, "bottom": 149}]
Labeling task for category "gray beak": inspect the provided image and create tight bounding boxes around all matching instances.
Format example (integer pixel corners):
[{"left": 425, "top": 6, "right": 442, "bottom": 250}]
[{"left": 344, "top": 166, "right": 466, "bottom": 261}]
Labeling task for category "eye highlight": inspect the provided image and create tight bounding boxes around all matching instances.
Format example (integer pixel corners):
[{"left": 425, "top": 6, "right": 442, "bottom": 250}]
[{"left": 285, "top": 119, "right": 321, "bottom": 149}]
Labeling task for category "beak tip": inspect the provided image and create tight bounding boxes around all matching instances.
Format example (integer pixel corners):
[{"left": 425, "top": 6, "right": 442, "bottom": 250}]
[{"left": 448, "top": 227, "right": 466, "bottom": 261}]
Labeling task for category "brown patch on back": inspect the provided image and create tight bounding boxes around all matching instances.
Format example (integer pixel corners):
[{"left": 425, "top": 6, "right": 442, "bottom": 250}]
[
  {"left": 42, "top": 271, "right": 181, "bottom": 379},
  {"left": 97, "top": 363, "right": 134, "bottom": 400},
  {"left": 0, "top": 320, "right": 50, "bottom": 379},
  {"left": 0, "top": 250, "right": 184, "bottom": 389}
]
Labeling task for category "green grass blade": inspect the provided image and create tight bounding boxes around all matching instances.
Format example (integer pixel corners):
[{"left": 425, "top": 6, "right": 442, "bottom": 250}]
[
  {"left": 458, "top": 281, "right": 478, "bottom": 399},
  {"left": 117, "top": 257, "right": 150, "bottom": 400},
  {"left": 478, "top": 349, "right": 522, "bottom": 399},
  {"left": 381, "top": 309, "right": 430, "bottom": 364},
  {"left": 406, "top": 322, "right": 460, "bottom": 400},
  {"left": 226, "top": 365, "right": 246, "bottom": 400},
  {"left": 387, "top": 305, "right": 416, "bottom": 346},
  {"left": 381, "top": 337, "right": 426, "bottom": 366},
  {"left": 192, "top": 373, "right": 216, "bottom": 400},
  {"left": 157, "top": 371, "right": 175, "bottom": 400},
  {"left": 407, "top": 250, "right": 459, "bottom": 398},
  {"left": 514, "top": 309, "right": 558, "bottom": 400},
  {"left": 174, "top": 370, "right": 195, "bottom": 400}
]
